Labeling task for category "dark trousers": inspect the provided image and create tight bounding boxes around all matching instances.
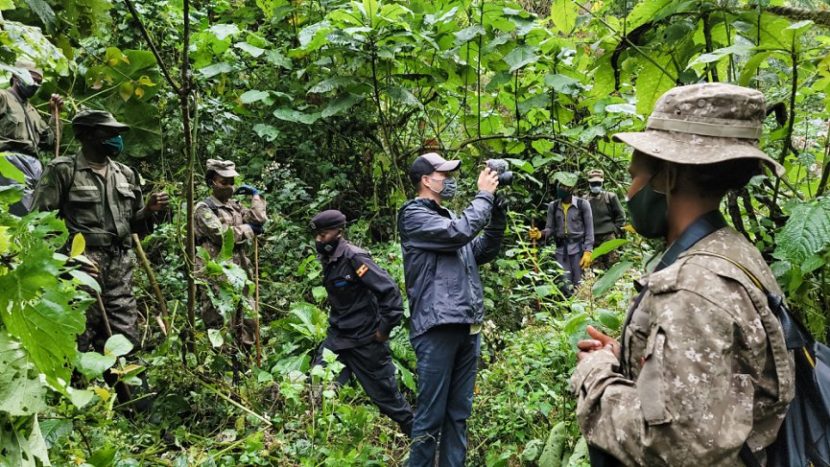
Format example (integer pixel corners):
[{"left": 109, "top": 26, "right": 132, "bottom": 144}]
[
  {"left": 593, "top": 232, "right": 619, "bottom": 270},
  {"left": 409, "top": 324, "right": 481, "bottom": 467},
  {"left": 317, "top": 340, "right": 413, "bottom": 435},
  {"left": 555, "top": 248, "right": 584, "bottom": 285}
]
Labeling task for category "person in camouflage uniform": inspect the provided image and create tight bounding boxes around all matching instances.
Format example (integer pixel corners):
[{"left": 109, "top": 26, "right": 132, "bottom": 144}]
[
  {"left": 32, "top": 110, "right": 169, "bottom": 352},
  {"left": 194, "top": 159, "right": 267, "bottom": 343},
  {"left": 0, "top": 60, "right": 63, "bottom": 215},
  {"left": 571, "top": 84, "right": 794, "bottom": 466},
  {"left": 584, "top": 169, "right": 626, "bottom": 269}
]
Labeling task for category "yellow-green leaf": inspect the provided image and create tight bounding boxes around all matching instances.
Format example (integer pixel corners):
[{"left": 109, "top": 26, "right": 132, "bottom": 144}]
[
  {"left": 70, "top": 233, "right": 85, "bottom": 258},
  {"left": 550, "top": 0, "right": 577, "bottom": 35}
]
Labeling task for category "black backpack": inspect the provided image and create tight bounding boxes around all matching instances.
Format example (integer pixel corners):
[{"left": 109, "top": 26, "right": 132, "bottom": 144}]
[{"left": 698, "top": 252, "right": 830, "bottom": 467}]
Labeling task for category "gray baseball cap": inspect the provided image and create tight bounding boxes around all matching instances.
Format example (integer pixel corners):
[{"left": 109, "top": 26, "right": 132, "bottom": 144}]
[
  {"left": 409, "top": 152, "right": 461, "bottom": 183},
  {"left": 613, "top": 83, "right": 784, "bottom": 176}
]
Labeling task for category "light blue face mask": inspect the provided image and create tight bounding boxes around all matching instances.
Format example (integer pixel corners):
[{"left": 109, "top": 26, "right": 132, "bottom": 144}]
[
  {"left": 101, "top": 134, "right": 124, "bottom": 157},
  {"left": 428, "top": 177, "right": 457, "bottom": 199},
  {"left": 590, "top": 185, "right": 602, "bottom": 194}
]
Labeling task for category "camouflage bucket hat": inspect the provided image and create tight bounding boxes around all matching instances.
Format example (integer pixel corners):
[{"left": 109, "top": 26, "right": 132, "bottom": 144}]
[
  {"left": 206, "top": 159, "right": 239, "bottom": 178},
  {"left": 613, "top": 83, "right": 784, "bottom": 177}
]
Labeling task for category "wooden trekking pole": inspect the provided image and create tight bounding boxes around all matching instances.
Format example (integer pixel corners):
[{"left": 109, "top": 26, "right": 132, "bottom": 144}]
[
  {"left": 96, "top": 292, "right": 114, "bottom": 337},
  {"left": 52, "top": 102, "right": 60, "bottom": 158},
  {"left": 531, "top": 221, "right": 541, "bottom": 311},
  {"left": 95, "top": 291, "right": 134, "bottom": 402},
  {"left": 131, "top": 233, "right": 169, "bottom": 336},
  {"left": 253, "top": 236, "right": 262, "bottom": 367}
]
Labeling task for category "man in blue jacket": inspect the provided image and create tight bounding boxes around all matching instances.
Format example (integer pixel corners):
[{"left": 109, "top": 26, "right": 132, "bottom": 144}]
[{"left": 398, "top": 152, "right": 506, "bottom": 466}]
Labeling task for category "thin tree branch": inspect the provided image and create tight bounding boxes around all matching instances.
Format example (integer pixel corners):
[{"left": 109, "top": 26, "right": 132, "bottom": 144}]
[
  {"left": 121, "top": 0, "right": 181, "bottom": 94},
  {"left": 571, "top": 0, "right": 677, "bottom": 82}
]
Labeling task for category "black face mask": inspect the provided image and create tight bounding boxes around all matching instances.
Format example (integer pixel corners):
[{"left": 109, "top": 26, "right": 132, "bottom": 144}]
[
  {"left": 13, "top": 78, "right": 39, "bottom": 99},
  {"left": 626, "top": 182, "right": 669, "bottom": 239},
  {"left": 316, "top": 237, "right": 340, "bottom": 255}
]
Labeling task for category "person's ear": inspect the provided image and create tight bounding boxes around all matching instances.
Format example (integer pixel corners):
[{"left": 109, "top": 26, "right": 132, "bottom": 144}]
[{"left": 650, "top": 163, "right": 676, "bottom": 194}]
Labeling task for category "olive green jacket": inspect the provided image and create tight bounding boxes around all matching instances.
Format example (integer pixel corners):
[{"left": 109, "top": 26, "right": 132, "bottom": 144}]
[
  {"left": 0, "top": 89, "right": 53, "bottom": 156},
  {"left": 32, "top": 152, "right": 150, "bottom": 247}
]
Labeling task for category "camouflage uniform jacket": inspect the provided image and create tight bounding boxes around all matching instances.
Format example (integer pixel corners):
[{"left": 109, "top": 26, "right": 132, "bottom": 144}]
[
  {"left": 194, "top": 195, "right": 267, "bottom": 269},
  {"left": 0, "top": 89, "right": 53, "bottom": 156},
  {"left": 32, "top": 152, "right": 149, "bottom": 247},
  {"left": 571, "top": 226, "right": 794, "bottom": 466}
]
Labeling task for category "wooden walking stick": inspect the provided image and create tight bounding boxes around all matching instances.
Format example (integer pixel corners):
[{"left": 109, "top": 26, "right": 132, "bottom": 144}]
[
  {"left": 52, "top": 102, "right": 60, "bottom": 158},
  {"left": 253, "top": 236, "right": 262, "bottom": 367},
  {"left": 96, "top": 292, "right": 114, "bottom": 338},
  {"left": 132, "top": 233, "right": 170, "bottom": 336},
  {"left": 531, "top": 221, "right": 542, "bottom": 311},
  {"left": 95, "top": 290, "right": 134, "bottom": 402}
]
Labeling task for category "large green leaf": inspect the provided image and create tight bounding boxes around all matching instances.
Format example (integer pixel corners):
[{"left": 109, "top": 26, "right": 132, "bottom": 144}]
[
  {"left": 208, "top": 23, "right": 240, "bottom": 41},
  {"left": 592, "top": 238, "right": 628, "bottom": 259},
  {"left": 273, "top": 108, "right": 322, "bottom": 125},
  {"left": 626, "top": 0, "right": 673, "bottom": 30},
  {"left": 234, "top": 42, "right": 266, "bottom": 58},
  {"left": 21, "top": 0, "right": 55, "bottom": 27},
  {"left": 774, "top": 197, "right": 830, "bottom": 264},
  {"left": 455, "top": 25, "right": 484, "bottom": 45},
  {"left": 550, "top": 0, "right": 577, "bottom": 35},
  {"left": 0, "top": 240, "right": 87, "bottom": 383},
  {"left": 592, "top": 261, "right": 633, "bottom": 297},
  {"left": 0, "top": 332, "right": 47, "bottom": 416},
  {"left": 198, "top": 62, "right": 233, "bottom": 78},
  {"left": 0, "top": 154, "right": 25, "bottom": 183},
  {"left": 635, "top": 55, "right": 675, "bottom": 115},
  {"left": 321, "top": 93, "right": 363, "bottom": 118},
  {"left": 103, "top": 334, "right": 133, "bottom": 357},
  {"left": 503, "top": 45, "right": 539, "bottom": 73},
  {"left": 240, "top": 90, "right": 271, "bottom": 104},
  {"left": 688, "top": 44, "right": 752, "bottom": 68},
  {"left": 0, "top": 415, "right": 50, "bottom": 466},
  {"left": 75, "top": 351, "right": 116, "bottom": 379},
  {"left": 298, "top": 21, "right": 332, "bottom": 50}
]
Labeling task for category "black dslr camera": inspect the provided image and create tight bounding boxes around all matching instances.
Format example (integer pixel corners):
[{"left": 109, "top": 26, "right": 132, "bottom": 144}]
[{"left": 486, "top": 159, "right": 514, "bottom": 186}]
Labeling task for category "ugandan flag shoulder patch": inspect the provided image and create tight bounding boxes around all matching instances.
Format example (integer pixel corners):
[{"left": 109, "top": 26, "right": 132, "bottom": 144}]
[{"left": 356, "top": 264, "right": 369, "bottom": 277}]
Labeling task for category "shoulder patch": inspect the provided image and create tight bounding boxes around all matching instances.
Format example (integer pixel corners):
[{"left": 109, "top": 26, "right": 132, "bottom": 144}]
[{"left": 355, "top": 263, "right": 369, "bottom": 278}]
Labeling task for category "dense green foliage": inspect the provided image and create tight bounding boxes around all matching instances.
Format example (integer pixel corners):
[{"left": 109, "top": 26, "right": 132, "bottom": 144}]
[{"left": 2, "top": 0, "right": 830, "bottom": 464}]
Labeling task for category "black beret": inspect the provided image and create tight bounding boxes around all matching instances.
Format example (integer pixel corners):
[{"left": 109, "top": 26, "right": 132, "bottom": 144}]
[{"left": 310, "top": 209, "right": 346, "bottom": 231}]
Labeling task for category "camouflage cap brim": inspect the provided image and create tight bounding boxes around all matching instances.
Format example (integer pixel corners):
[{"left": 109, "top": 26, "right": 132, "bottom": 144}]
[
  {"left": 613, "top": 130, "right": 785, "bottom": 177},
  {"left": 213, "top": 167, "right": 239, "bottom": 178}
]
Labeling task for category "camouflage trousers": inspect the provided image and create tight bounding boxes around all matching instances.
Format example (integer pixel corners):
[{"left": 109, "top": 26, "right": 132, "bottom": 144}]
[
  {"left": 593, "top": 232, "right": 620, "bottom": 270},
  {"left": 79, "top": 245, "right": 140, "bottom": 353}
]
